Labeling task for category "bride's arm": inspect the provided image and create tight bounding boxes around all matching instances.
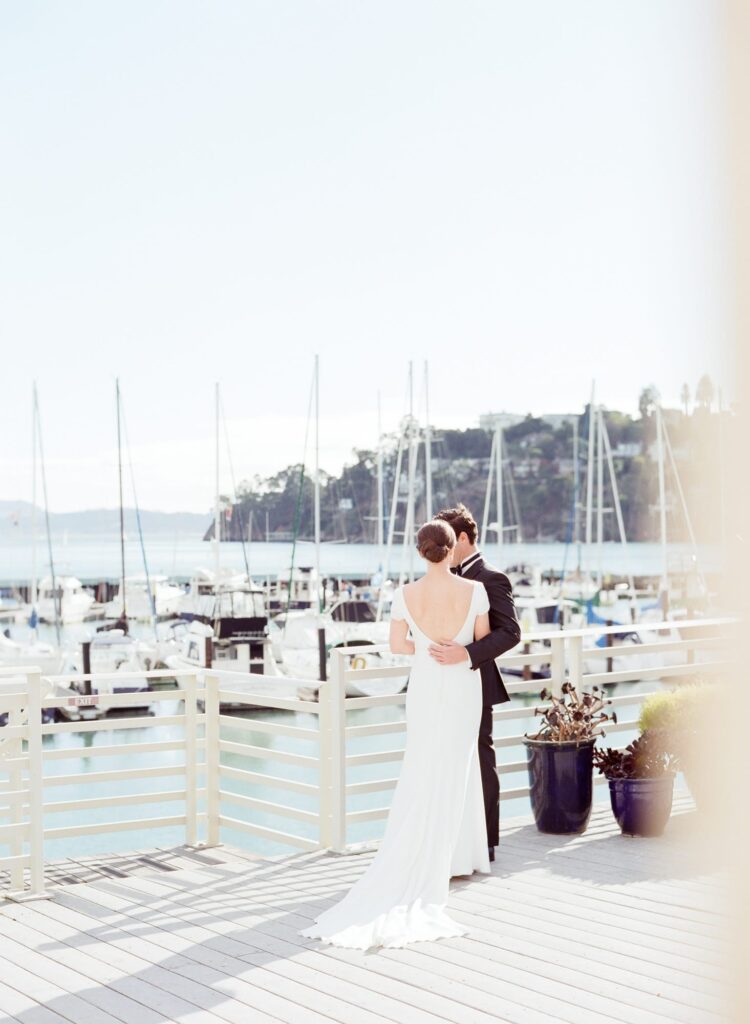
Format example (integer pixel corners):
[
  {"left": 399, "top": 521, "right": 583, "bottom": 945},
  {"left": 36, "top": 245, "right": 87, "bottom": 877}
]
[
  {"left": 474, "top": 612, "right": 490, "bottom": 642},
  {"left": 390, "top": 617, "right": 415, "bottom": 655}
]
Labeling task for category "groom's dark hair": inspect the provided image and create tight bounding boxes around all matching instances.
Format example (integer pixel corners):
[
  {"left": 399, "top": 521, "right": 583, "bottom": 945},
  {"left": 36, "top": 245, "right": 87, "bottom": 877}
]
[{"left": 434, "top": 504, "right": 478, "bottom": 545}]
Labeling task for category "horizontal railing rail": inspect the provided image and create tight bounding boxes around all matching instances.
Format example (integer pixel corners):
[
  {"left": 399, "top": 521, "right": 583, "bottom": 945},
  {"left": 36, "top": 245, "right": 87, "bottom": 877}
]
[
  {"left": 0, "top": 615, "right": 733, "bottom": 896},
  {"left": 324, "top": 618, "right": 731, "bottom": 851}
]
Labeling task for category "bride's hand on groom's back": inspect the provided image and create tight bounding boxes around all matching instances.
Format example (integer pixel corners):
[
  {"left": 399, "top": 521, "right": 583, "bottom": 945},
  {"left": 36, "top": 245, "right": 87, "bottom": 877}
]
[{"left": 428, "top": 641, "right": 469, "bottom": 665}]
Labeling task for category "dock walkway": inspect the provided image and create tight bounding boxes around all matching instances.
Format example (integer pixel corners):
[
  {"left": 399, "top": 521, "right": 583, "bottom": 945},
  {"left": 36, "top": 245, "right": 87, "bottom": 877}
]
[{"left": 0, "top": 796, "right": 728, "bottom": 1024}]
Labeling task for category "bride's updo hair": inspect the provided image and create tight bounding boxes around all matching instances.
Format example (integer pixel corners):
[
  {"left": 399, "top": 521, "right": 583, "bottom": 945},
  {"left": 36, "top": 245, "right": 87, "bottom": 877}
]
[{"left": 416, "top": 520, "right": 456, "bottom": 563}]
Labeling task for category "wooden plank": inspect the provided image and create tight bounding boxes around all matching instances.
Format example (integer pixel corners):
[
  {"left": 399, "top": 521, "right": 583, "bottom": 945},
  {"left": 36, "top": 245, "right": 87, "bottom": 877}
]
[
  {"left": 45, "top": 883, "right": 451, "bottom": 1024},
  {"left": 0, "top": 979, "right": 71, "bottom": 1024},
  {"left": 86, "top": 856, "right": 714, "bottom": 1024},
  {"left": 17, "top": 892, "right": 309, "bottom": 1024},
  {"left": 0, "top": 933, "right": 166, "bottom": 1024},
  {"left": 0, "top": 901, "right": 297, "bottom": 1024},
  {"left": 57, "top": 876, "right": 557, "bottom": 1024},
  {"left": 185, "top": 847, "right": 725, "bottom": 983},
  {"left": 0, "top": 793, "right": 726, "bottom": 1024},
  {"left": 109, "top": 851, "right": 713, "bottom": 1019}
]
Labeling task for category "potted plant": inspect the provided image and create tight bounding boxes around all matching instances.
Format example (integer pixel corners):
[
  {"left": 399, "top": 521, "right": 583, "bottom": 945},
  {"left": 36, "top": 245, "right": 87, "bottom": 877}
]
[
  {"left": 524, "top": 682, "right": 616, "bottom": 834},
  {"left": 638, "top": 683, "right": 711, "bottom": 809},
  {"left": 593, "top": 730, "right": 677, "bottom": 837}
]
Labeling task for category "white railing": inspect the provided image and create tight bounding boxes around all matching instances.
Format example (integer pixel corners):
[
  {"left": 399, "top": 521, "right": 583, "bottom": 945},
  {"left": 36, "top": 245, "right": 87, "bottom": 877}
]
[
  {"left": 323, "top": 617, "right": 730, "bottom": 852},
  {"left": 0, "top": 617, "right": 730, "bottom": 898}
]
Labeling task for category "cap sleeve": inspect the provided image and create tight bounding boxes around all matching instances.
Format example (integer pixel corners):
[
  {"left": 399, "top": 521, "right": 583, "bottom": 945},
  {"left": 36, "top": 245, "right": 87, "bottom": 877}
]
[
  {"left": 390, "top": 587, "right": 406, "bottom": 621},
  {"left": 475, "top": 583, "right": 490, "bottom": 616}
]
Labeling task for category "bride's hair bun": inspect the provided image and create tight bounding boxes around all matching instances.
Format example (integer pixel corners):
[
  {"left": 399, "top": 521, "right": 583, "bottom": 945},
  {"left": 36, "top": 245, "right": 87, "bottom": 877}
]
[{"left": 416, "top": 520, "right": 456, "bottom": 564}]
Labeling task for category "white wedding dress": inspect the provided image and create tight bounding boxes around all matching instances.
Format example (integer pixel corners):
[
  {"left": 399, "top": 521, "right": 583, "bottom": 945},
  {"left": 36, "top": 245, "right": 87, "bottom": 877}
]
[{"left": 300, "top": 581, "right": 491, "bottom": 949}]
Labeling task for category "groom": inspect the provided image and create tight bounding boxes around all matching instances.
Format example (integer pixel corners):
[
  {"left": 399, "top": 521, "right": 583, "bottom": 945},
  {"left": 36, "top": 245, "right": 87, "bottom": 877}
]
[{"left": 429, "top": 504, "right": 521, "bottom": 861}]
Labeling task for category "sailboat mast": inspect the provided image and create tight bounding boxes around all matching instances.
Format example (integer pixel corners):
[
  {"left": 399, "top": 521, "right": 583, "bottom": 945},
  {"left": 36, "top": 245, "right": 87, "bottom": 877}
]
[
  {"left": 495, "top": 419, "right": 503, "bottom": 561},
  {"left": 601, "top": 415, "right": 635, "bottom": 593},
  {"left": 480, "top": 428, "right": 496, "bottom": 547},
  {"left": 424, "top": 361, "right": 432, "bottom": 518},
  {"left": 585, "top": 382, "right": 596, "bottom": 576},
  {"left": 379, "top": 425, "right": 405, "bottom": 610},
  {"left": 376, "top": 391, "right": 384, "bottom": 557},
  {"left": 34, "top": 388, "right": 61, "bottom": 646},
  {"left": 655, "top": 403, "right": 668, "bottom": 590},
  {"left": 31, "top": 383, "right": 38, "bottom": 630},
  {"left": 314, "top": 354, "right": 321, "bottom": 609},
  {"left": 406, "top": 361, "right": 416, "bottom": 582},
  {"left": 573, "top": 417, "right": 581, "bottom": 571},
  {"left": 116, "top": 378, "right": 127, "bottom": 621},
  {"left": 596, "top": 405, "right": 604, "bottom": 587},
  {"left": 214, "top": 382, "right": 221, "bottom": 582}
]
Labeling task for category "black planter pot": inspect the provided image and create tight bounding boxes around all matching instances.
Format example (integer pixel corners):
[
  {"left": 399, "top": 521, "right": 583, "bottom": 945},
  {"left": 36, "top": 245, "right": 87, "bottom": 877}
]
[
  {"left": 608, "top": 775, "right": 675, "bottom": 837},
  {"left": 524, "top": 737, "right": 595, "bottom": 835}
]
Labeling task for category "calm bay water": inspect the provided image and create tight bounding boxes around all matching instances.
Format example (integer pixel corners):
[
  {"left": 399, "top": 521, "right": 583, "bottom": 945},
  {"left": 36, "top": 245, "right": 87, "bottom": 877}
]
[
  {"left": 0, "top": 536, "right": 720, "bottom": 585},
  {"left": 39, "top": 679, "right": 668, "bottom": 862}
]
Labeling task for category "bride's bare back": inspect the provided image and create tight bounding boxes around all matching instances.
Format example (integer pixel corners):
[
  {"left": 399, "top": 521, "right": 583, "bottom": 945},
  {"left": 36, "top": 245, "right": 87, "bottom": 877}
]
[{"left": 401, "top": 575, "right": 478, "bottom": 643}]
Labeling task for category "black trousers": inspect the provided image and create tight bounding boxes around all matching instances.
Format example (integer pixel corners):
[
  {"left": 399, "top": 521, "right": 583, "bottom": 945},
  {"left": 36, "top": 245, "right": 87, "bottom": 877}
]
[{"left": 479, "top": 704, "right": 499, "bottom": 847}]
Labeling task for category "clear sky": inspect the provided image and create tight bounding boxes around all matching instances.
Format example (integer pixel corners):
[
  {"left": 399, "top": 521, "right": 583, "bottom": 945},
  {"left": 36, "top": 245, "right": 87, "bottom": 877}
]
[{"left": 0, "top": 1, "right": 731, "bottom": 512}]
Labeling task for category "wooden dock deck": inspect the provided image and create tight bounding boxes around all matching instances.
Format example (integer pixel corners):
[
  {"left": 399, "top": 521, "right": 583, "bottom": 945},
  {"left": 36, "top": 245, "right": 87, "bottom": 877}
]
[{"left": 0, "top": 795, "right": 728, "bottom": 1024}]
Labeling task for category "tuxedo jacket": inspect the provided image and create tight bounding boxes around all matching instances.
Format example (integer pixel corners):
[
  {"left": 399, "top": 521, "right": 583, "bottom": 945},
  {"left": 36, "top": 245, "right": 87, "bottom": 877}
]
[{"left": 462, "top": 557, "right": 521, "bottom": 706}]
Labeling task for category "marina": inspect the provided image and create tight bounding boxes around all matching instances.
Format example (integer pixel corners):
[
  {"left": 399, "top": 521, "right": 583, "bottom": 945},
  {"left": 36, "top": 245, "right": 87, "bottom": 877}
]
[{"left": 2, "top": 0, "right": 746, "bottom": 1016}]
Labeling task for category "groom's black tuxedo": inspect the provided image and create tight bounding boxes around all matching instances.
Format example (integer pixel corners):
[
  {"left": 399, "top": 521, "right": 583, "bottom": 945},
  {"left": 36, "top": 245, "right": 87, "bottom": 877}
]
[
  {"left": 461, "top": 557, "right": 521, "bottom": 705},
  {"left": 459, "top": 555, "right": 521, "bottom": 848}
]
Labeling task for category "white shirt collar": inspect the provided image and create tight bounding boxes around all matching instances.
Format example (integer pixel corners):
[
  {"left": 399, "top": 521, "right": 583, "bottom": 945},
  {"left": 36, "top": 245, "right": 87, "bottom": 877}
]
[{"left": 459, "top": 550, "right": 482, "bottom": 573}]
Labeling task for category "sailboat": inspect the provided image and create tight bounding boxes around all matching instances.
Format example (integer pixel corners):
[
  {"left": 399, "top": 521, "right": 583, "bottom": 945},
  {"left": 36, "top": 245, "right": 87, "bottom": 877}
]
[
  {"left": 165, "top": 384, "right": 290, "bottom": 701},
  {"left": 104, "top": 575, "right": 184, "bottom": 620},
  {"left": 1, "top": 386, "right": 67, "bottom": 671},
  {"left": 37, "top": 575, "right": 94, "bottom": 625}
]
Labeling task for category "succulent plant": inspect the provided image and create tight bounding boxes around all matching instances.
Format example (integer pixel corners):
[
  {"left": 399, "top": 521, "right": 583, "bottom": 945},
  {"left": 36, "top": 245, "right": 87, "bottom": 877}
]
[
  {"left": 592, "top": 729, "right": 678, "bottom": 780},
  {"left": 526, "top": 681, "right": 617, "bottom": 743}
]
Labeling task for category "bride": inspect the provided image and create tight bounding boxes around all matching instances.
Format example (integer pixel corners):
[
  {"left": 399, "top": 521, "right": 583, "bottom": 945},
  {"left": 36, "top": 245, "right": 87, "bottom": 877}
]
[{"left": 300, "top": 519, "right": 492, "bottom": 949}]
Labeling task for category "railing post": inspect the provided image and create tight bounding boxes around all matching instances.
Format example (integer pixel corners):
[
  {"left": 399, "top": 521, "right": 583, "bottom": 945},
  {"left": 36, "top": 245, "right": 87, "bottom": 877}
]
[
  {"left": 204, "top": 672, "right": 221, "bottom": 847},
  {"left": 183, "top": 672, "right": 198, "bottom": 847},
  {"left": 318, "top": 679, "right": 332, "bottom": 849},
  {"left": 549, "top": 635, "right": 565, "bottom": 697},
  {"left": 328, "top": 651, "right": 347, "bottom": 853},
  {"left": 8, "top": 670, "right": 49, "bottom": 902},
  {"left": 26, "top": 670, "right": 47, "bottom": 898},
  {"left": 7, "top": 699, "right": 24, "bottom": 895},
  {"left": 568, "top": 634, "right": 584, "bottom": 692}
]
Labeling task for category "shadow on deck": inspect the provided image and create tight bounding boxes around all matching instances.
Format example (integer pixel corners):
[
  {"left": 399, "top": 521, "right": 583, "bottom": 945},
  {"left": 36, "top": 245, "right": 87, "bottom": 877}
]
[{"left": 0, "top": 795, "right": 729, "bottom": 1024}]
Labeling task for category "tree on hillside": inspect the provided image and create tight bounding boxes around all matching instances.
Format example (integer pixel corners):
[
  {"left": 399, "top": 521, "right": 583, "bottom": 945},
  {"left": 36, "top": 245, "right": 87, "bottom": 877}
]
[
  {"left": 695, "top": 374, "right": 715, "bottom": 412},
  {"left": 680, "top": 383, "right": 690, "bottom": 416},
  {"left": 638, "top": 385, "right": 660, "bottom": 420}
]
